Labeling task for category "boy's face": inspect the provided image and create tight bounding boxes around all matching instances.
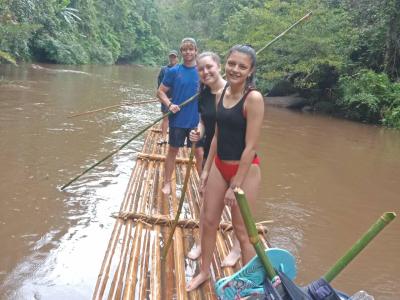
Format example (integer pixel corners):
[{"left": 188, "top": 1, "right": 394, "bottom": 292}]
[
  {"left": 169, "top": 55, "right": 178, "bottom": 66},
  {"left": 180, "top": 43, "right": 197, "bottom": 63}
]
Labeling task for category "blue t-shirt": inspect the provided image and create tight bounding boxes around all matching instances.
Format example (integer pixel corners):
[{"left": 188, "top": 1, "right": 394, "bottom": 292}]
[{"left": 162, "top": 64, "right": 199, "bottom": 128}]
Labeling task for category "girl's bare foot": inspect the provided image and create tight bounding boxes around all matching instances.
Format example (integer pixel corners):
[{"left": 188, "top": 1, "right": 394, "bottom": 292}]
[
  {"left": 221, "top": 247, "right": 241, "bottom": 267},
  {"left": 161, "top": 181, "right": 171, "bottom": 195},
  {"left": 187, "top": 244, "right": 201, "bottom": 260},
  {"left": 186, "top": 271, "right": 210, "bottom": 292}
]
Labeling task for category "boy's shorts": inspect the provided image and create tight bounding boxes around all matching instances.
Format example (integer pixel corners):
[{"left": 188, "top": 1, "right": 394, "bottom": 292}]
[{"left": 169, "top": 127, "right": 205, "bottom": 148}]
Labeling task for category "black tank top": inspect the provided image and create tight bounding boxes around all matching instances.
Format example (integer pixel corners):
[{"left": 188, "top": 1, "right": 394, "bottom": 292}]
[
  {"left": 216, "top": 85, "right": 253, "bottom": 160},
  {"left": 198, "top": 87, "right": 216, "bottom": 159}
]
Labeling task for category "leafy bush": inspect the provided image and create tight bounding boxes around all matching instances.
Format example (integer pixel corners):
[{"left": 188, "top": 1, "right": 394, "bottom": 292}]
[
  {"left": 339, "top": 69, "right": 400, "bottom": 127},
  {"left": 382, "top": 82, "right": 400, "bottom": 128},
  {"left": 33, "top": 33, "right": 89, "bottom": 64}
]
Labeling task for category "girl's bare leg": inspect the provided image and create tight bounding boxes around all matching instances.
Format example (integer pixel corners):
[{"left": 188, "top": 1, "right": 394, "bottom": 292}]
[
  {"left": 231, "top": 165, "right": 261, "bottom": 265},
  {"left": 187, "top": 201, "right": 204, "bottom": 260},
  {"left": 186, "top": 163, "right": 227, "bottom": 291},
  {"left": 221, "top": 235, "right": 241, "bottom": 267},
  {"left": 162, "top": 146, "right": 179, "bottom": 194}
]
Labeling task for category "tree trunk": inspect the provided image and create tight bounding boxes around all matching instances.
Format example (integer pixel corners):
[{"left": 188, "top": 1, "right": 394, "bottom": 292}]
[{"left": 384, "top": 0, "right": 400, "bottom": 80}]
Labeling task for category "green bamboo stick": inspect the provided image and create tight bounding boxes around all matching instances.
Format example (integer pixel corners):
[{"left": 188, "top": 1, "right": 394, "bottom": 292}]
[
  {"left": 234, "top": 188, "right": 277, "bottom": 280},
  {"left": 162, "top": 143, "right": 196, "bottom": 260},
  {"left": 256, "top": 11, "right": 312, "bottom": 55},
  {"left": 67, "top": 99, "right": 159, "bottom": 118},
  {"left": 323, "top": 212, "right": 396, "bottom": 283},
  {"left": 60, "top": 93, "right": 198, "bottom": 190}
]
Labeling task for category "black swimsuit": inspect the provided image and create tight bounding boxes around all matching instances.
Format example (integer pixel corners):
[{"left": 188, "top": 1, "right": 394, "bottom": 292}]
[
  {"left": 216, "top": 85, "right": 253, "bottom": 160},
  {"left": 198, "top": 87, "right": 217, "bottom": 159}
]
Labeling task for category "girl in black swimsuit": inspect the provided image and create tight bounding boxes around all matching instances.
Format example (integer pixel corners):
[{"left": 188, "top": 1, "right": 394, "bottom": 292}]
[
  {"left": 187, "top": 45, "right": 264, "bottom": 292},
  {"left": 187, "top": 52, "right": 241, "bottom": 268}
]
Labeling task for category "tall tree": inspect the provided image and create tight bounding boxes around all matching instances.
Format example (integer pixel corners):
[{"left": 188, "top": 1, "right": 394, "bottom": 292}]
[{"left": 383, "top": 0, "right": 400, "bottom": 79}]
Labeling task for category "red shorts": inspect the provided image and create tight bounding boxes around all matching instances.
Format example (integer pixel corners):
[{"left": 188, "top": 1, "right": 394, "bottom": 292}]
[{"left": 214, "top": 155, "right": 260, "bottom": 182}]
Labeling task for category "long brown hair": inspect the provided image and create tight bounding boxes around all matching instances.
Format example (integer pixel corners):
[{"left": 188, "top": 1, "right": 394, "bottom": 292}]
[{"left": 226, "top": 44, "right": 257, "bottom": 90}]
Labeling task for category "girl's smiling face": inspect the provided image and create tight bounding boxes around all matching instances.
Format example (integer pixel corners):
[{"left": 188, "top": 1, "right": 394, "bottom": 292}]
[
  {"left": 225, "top": 51, "right": 254, "bottom": 85},
  {"left": 197, "top": 55, "right": 221, "bottom": 86}
]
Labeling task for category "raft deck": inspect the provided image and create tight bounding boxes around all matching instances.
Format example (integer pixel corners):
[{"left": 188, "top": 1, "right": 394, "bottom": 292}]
[{"left": 93, "top": 127, "right": 269, "bottom": 300}]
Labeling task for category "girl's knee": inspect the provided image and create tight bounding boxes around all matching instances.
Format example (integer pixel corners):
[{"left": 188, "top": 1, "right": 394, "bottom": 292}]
[
  {"left": 235, "top": 229, "right": 250, "bottom": 243},
  {"left": 202, "top": 215, "right": 219, "bottom": 230}
]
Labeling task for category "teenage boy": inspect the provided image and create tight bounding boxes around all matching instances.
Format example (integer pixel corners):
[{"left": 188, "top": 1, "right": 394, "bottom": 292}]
[{"left": 157, "top": 37, "right": 203, "bottom": 195}]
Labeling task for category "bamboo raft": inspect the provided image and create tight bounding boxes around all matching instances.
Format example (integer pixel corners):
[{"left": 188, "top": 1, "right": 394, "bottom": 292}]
[{"left": 92, "top": 126, "right": 270, "bottom": 300}]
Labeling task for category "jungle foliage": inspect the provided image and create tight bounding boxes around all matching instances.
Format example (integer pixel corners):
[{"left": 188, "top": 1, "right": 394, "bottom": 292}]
[
  {"left": 0, "top": 0, "right": 164, "bottom": 65},
  {"left": 1, "top": 0, "right": 399, "bottom": 127},
  {"left": 157, "top": 0, "right": 400, "bottom": 128}
]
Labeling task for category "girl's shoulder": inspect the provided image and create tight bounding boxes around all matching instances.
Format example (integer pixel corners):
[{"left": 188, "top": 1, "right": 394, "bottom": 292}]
[
  {"left": 246, "top": 89, "right": 263, "bottom": 102},
  {"left": 244, "top": 89, "right": 264, "bottom": 114}
]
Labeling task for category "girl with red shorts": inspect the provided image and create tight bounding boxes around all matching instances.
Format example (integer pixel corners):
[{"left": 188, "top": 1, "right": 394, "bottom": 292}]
[{"left": 187, "top": 45, "right": 264, "bottom": 291}]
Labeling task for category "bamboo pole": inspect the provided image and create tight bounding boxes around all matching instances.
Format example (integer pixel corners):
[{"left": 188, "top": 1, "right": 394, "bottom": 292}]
[
  {"left": 104, "top": 159, "right": 147, "bottom": 299},
  {"left": 138, "top": 156, "right": 159, "bottom": 299},
  {"left": 150, "top": 160, "right": 163, "bottom": 300},
  {"left": 256, "top": 11, "right": 312, "bottom": 55},
  {"left": 324, "top": 212, "right": 396, "bottom": 283},
  {"left": 164, "top": 148, "right": 190, "bottom": 299},
  {"left": 61, "top": 93, "right": 198, "bottom": 190},
  {"left": 67, "top": 100, "right": 158, "bottom": 118},
  {"left": 108, "top": 158, "right": 155, "bottom": 299},
  {"left": 120, "top": 175, "right": 150, "bottom": 299},
  {"left": 117, "top": 165, "right": 148, "bottom": 299},
  {"left": 162, "top": 143, "right": 196, "bottom": 260},
  {"left": 156, "top": 150, "right": 175, "bottom": 300},
  {"left": 92, "top": 154, "right": 143, "bottom": 300},
  {"left": 234, "top": 188, "right": 277, "bottom": 280},
  {"left": 138, "top": 225, "right": 152, "bottom": 299},
  {"left": 174, "top": 227, "right": 188, "bottom": 300}
]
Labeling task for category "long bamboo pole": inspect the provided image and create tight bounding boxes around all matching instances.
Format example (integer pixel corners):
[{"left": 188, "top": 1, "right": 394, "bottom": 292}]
[
  {"left": 61, "top": 93, "right": 198, "bottom": 190},
  {"left": 323, "top": 212, "right": 396, "bottom": 283},
  {"left": 67, "top": 100, "right": 158, "bottom": 118},
  {"left": 61, "top": 11, "right": 312, "bottom": 191},
  {"left": 121, "top": 161, "right": 155, "bottom": 299},
  {"left": 234, "top": 188, "right": 277, "bottom": 280},
  {"left": 256, "top": 11, "right": 312, "bottom": 55},
  {"left": 92, "top": 151, "right": 142, "bottom": 300},
  {"left": 162, "top": 143, "right": 196, "bottom": 260}
]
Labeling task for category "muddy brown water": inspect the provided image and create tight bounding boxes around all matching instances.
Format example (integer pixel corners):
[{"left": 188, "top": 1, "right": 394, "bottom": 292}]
[{"left": 0, "top": 64, "right": 399, "bottom": 299}]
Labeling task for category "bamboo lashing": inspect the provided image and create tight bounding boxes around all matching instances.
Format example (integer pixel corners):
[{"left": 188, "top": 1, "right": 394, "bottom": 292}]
[
  {"left": 136, "top": 152, "right": 195, "bottom": 163},
  {"left": 112, "top": 211, "right": 271, "bottom": 234}
]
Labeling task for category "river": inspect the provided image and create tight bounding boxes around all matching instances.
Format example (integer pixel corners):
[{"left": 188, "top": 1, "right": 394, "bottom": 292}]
[{"left": 0, "top": 64, "right": 399, "bottom": 299}]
